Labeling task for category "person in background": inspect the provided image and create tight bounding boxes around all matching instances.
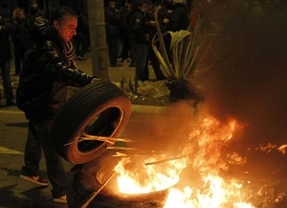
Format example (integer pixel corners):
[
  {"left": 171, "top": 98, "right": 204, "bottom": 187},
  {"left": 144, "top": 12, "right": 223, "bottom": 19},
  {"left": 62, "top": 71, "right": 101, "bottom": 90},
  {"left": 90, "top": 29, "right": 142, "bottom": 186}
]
[
  {"left": 130, "top": 0, "right": 154, "bottom": 82},
  {"left": 0, "top": 13, "right": 15, "bottom": 106},
  {"left": 16, "top": 6, "right": 99, "bottom": 203},
  {"left": 73, "top": 12, "right": 89, "bottom": 60},
  {"left": 157, "top": 0, "right": 175, "bottom": 33},
  {"left": 169, "top": 0, "right": 190, "bottom": 31},
  {"left": 105, "top": 0, "right": 122, "bottom": 67},
  {"left": 11, "top": 7, "right": 31, "bottom": 76},
  {"left": 157, "top": 0, "right": 175, "bottom": 62},
  {"left": 119, "top": 2, "right": 132, "bottom": 62},
  {"left": 27, "top": 0, "right": 45, "bottom": 24},
  {"left": 147, "top": 4, "right": 166, "bottom": 80}
]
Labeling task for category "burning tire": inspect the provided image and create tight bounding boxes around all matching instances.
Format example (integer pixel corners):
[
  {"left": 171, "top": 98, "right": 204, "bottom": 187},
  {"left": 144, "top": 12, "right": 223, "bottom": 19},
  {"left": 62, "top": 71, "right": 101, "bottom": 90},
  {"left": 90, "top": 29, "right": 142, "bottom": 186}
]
[
  {"left": 66, "top": 151, "right": 169, "bottom": 208},
  {"left": 50, "top": 81, "right": 131, "bottom": 164}
]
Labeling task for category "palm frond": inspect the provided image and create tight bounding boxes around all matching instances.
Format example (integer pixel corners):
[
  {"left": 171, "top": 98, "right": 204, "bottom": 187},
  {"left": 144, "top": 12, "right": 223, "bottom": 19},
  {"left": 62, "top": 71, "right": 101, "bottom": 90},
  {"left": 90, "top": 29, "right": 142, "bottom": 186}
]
[{"left": 152, "top": 11, "right": 208, "bottom": 82}]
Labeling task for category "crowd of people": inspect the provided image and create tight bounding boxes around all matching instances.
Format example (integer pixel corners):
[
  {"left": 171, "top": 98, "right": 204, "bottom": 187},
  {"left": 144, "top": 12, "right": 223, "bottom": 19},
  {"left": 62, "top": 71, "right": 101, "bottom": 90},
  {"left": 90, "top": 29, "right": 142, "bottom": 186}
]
[
  {"left": 0, "top": 0, "right": 192, "bottom": 108},
  {"left": 0, "top": 0, "right": 47, "bottom": 108},
  {"left": 105, "top": 0, "right": 191, "bottom": 81}
]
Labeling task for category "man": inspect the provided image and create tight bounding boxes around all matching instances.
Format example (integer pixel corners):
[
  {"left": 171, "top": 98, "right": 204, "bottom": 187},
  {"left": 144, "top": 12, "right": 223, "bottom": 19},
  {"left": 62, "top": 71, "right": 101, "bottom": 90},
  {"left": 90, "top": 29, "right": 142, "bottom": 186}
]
[
  {"left": 130, "top": 0, "right": 154, "bottom": 82},
  {"left": 11, "top": 7, "right": 31, "bottom": 75},
  {"left": 16, "top": 6, "right": 98, "bottom": 203},
  {"left": 73, "top": 12, "right": 89, "bottom": 60},
  {"left": 0, "top": 13, "right": 15, "bottom": 106},
  {"left": 169, "top": 0, "right": 190, "bottom": 32},
  {"left": 27, "top": 0, "right": 45, "bottom": 24},
  {"left": 105, "top": 0, "right": 122, "bottom": 67}
]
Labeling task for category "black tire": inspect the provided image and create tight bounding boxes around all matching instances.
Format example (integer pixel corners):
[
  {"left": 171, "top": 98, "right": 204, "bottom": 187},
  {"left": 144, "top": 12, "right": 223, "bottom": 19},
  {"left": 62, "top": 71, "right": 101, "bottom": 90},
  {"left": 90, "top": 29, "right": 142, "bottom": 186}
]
[
  {"left": 50, "top": 81, "right": 131, "bottom": 164},
  {"left": 66, "top": 152, "right": 168, "bottom": 208}
]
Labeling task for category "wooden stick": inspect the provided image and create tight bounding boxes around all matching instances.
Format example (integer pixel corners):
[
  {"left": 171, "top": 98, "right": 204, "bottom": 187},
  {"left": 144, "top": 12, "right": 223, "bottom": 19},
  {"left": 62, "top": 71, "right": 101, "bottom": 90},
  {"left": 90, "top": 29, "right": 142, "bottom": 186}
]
[
  {"left": 107, "top": 146, "right": 138, "bottom": 151},
  {"left": 64, "top": 138, "right": 113, "bottom": 146},
  {"left": 63, "top": 135, "right": 133, "bottom": 146},
  {"left": 80, "top": 171, "right": 116, "bottom": 208},
  {"left": 112, "top": 151, "right": 128, "bottom": 157},
  {"left": 144, "top": 156, "right": 186, "bottom": 166},
  {"left": 84, "top": 135, "right": 133, "bottom": 143},
  {"left": 112, "top": 151, "right": 158, "bottom": 157}
]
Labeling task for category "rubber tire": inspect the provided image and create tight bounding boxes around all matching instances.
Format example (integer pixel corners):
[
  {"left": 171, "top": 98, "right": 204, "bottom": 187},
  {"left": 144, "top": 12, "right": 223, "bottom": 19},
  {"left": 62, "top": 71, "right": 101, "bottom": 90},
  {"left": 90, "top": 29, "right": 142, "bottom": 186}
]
[
  {"left": 50, "top": 81, "right": 131, "bottom": 164},
  {"left": 66, "top": 152, "right": 168, "bottom": 208}
]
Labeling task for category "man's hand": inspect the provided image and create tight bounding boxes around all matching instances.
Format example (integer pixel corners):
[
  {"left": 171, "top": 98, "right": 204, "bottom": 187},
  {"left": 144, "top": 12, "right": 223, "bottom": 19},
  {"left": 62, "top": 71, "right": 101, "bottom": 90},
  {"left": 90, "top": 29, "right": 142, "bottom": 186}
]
[
  {"left": 91, "top": 77, "right": 102, "bottom": 83},
  {"left": 150, "top": 20, "right": 156, "bottom": 26},
  {"left": 167, "top": 9, "right": 173, "bottom": 14},
  {"left": 163, "top": 18, "right": 169, "bottom": 24}
]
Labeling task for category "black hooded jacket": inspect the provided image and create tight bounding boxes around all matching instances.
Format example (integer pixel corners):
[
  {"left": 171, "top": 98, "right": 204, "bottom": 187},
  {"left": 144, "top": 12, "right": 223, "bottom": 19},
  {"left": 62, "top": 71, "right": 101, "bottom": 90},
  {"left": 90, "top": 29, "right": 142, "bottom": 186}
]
[
  {"left": 16, "top": 18, "right": 94, "bottom": 119},
  {"left": 0, "top": 19, "right": 12, "bottom": 63}
]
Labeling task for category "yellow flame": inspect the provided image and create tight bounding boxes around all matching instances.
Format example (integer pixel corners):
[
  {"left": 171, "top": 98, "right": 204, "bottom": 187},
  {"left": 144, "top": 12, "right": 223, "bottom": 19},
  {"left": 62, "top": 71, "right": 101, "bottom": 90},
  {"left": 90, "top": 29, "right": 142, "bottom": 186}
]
[
  {"left": 278, "top": 144, "right": 287, "bottom": 154},
  {"left": 164, "top": 175, "right": 254, "bottom": 208},
  {"left": 115, "top": 116, "right": 254, "bottom": 207},
  {"left": 114, "top": 155, "right": 187, "bottom": 194}
]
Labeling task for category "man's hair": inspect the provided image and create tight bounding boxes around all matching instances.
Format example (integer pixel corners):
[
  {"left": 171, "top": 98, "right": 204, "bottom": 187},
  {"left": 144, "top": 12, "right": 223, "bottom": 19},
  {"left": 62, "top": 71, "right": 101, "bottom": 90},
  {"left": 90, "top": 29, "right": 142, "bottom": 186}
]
[
  {"left": 50, "top": 6, "right": 77, "bottom": 22},
  {"left": 12, "top": 7, "right": 25, "bottom": 20},
  {"left": 138, "top": 0, "right": 152, "bottom": 6},
  {"left": 29, "top": 0, "right": 38, "bottom": 4}
]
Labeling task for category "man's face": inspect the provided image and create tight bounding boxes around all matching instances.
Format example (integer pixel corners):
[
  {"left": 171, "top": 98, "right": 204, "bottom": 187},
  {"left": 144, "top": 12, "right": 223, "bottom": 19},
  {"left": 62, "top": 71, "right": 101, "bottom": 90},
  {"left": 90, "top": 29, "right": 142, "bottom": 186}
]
[
  {"left": 30, "top": 2, "right": 38, "bottom": 10},
  {"left": 109, "top": 1, "right": 116, "bottom": 8},
  {"left": 53, "top": 15, "right": 77, "bottom": 42},
  {"left": 18, "top": 11, "right": 26, "bottom": 20},
  {"left": 140, "top": 3, "right": 150, "bottom": 13}
]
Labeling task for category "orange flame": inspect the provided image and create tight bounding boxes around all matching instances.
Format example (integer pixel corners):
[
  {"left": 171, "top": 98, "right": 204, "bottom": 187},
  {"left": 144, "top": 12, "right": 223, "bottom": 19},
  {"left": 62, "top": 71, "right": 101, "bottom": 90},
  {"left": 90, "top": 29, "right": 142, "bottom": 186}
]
[
  {"left": 114, "top": 116, "right": 254, "bottom": 207},
  {"left": 114, "top": 155, "right": 187, "bottom": 194}
]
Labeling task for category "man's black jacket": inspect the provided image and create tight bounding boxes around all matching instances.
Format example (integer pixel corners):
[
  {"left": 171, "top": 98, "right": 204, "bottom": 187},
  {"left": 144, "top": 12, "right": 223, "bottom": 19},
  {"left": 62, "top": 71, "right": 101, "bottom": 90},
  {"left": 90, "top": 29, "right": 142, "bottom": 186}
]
[{"left": 16, "top": 18, "right": 94, "bottom": 119}]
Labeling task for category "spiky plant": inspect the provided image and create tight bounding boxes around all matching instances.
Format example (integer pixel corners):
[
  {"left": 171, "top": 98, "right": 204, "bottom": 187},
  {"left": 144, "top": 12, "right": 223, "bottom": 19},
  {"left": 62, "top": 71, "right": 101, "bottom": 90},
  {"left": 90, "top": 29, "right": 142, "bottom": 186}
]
[{"left": 152, "top": 10, "right": 217, "bottom": 107}]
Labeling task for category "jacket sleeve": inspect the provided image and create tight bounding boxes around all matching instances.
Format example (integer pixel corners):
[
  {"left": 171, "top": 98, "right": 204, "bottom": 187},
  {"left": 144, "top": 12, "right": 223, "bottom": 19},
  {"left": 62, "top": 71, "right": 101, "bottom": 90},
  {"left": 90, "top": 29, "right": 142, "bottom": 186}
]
[
  {"left": 54, "top": 65, "right": 94, "bottom": 87},
  {"left": 34, "top": 41, "right": 94, "bottom": 87}
]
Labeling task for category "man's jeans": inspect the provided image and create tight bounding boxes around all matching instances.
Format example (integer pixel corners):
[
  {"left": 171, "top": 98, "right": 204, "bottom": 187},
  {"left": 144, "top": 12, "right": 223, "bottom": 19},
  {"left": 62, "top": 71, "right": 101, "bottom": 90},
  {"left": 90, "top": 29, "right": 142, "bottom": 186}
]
[
  {"left": 0, "top": 60, "right": 14, "bottom": 102},
  {"left": 22, "top": 118, "right": 67, "bottom": 198},
  {"left": 134, "top": 43, "right": 149, "bottom": 81}
]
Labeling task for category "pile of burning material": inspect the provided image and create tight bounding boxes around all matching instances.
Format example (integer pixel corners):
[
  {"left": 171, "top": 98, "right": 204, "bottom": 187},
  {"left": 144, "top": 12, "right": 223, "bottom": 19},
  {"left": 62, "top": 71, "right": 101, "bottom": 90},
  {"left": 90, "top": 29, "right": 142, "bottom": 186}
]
[{"left": 66, "top": 108, "right": 287, "bottom": 208}]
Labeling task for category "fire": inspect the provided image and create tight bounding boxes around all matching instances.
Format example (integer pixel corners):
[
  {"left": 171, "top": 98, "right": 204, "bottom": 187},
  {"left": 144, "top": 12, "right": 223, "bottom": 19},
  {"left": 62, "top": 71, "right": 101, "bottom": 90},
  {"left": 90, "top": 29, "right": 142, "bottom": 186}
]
[
  {"left": 256, "top": 142, "right": 287, "bottom": 155},
  {"left": 164, "top": 175, "right": 254, "bottom": 208},
  {"left": 114, "top": 116, "right": 254, "bottom": 207},
  {"left": 114, "top": 154, "right": 187, "bottom": 194}
]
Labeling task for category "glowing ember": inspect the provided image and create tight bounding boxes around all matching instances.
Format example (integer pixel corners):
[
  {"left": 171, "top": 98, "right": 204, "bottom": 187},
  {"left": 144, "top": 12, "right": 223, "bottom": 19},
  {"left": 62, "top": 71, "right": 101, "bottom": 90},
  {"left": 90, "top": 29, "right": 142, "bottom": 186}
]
[
  {"left": 114, "top": 116, "right": 255, "bottom": 207},
  {"left": 257, "top": 143, "right": 287, "bottom": 155},
  {"left": 278, "top": 144, "right": 287, "bottom": 154}
]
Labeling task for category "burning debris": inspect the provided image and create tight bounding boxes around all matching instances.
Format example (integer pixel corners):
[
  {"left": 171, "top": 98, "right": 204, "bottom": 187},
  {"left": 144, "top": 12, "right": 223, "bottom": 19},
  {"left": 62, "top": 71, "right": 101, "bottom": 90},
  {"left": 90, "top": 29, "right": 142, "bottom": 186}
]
[
  {"left": 88, "top": 103, "right": 287, "bottom": 208},
  {"left": 110, "top": 112, "right": 254, "bottom": 207},
  {"left": 67, "top": 100, "right": 287, "bottom": 208}
]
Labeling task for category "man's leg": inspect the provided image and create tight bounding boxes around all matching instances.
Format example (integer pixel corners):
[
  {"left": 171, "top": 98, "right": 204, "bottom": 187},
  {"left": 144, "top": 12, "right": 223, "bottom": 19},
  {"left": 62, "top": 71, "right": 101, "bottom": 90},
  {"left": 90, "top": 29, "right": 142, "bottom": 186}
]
[
  {"left": 20, "top": 119, "right": 48, "bottom": 186},
  {"left": 36, "top": 118, "right": 67, "bottom": 199},
  {"left": 21, "top": 120, "right": 42, "bottom": 175},
  {"left": 108, "top": 36, "right": 119, "bottom": 66},
  {"left": 135, "top": 43, "right": 149, "bottom": 81},
  {"left": 1, "top": 60, "right": 15, "bottom": 104}
]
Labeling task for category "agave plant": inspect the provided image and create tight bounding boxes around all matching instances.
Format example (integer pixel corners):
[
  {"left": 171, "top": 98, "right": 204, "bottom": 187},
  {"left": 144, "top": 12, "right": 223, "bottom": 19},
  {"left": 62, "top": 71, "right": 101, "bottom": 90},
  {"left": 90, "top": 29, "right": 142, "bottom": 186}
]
[{"left": 152, "top": 10, "right": 217, "bottom": 107}]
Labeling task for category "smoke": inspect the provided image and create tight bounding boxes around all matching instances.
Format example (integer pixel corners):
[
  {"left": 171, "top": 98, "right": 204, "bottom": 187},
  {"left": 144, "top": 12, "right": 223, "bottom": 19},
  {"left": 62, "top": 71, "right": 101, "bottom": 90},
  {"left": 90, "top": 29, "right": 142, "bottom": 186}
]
[
  {"left": 194, "top": 2, "right": 287, "bottom": 145},
  {"left": 125, "top": 2, "right": 287, "bottom": 155},
  {"left": 125, "top": 101, "right": 197, "bottom": 155}
]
